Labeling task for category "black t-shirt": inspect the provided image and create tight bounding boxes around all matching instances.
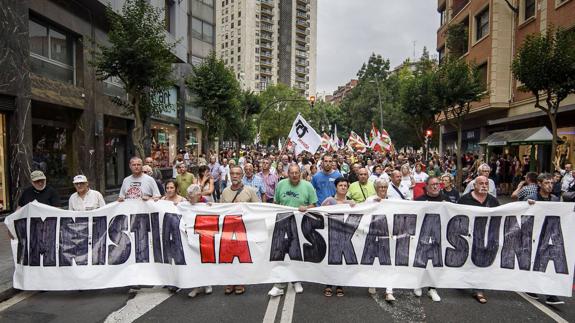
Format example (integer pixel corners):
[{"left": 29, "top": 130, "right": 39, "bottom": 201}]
[
  {"left": 415, "top": 193, "right": 449, "bottom": 202},
  {"left": 18, "top": 185, "right": 61, "bottom": 207},
  {"left": 458, "top": 192, "right": 500, "bottom": 207},
  {"left": 441, "top": 188, "right": 460, "bottom": 203}
]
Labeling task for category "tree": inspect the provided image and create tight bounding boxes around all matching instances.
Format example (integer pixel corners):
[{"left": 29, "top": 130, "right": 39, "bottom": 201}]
[
  {"left": 512, "top": 27, "right": 575, "bottom": 170},
  {"left": 187, "top": 52, "right": 240, "bottom": 154},
  {"left": 92, "top": 0, "right": 176, "bottom": 158},
  {"left": 257, "top": 84, "right": 310, "bottom": 145},
  {"left": 225, "top": 90, "right": 261, "bottom": 150}
]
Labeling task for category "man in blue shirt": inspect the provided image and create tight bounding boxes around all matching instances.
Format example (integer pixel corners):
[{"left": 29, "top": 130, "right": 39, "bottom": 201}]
[{"left": 312, "top": 154, "right": 342, "bottom": 205}]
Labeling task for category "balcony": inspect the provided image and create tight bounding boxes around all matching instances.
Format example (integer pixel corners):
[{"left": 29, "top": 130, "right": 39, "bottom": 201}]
[
  {"left": 451, "top": 0, "right": 469, "bottom": 18},
  {"left": 294, "top": 82, "right": 306, "bottom": 90},
  {"left": 295, "top": 76, "right": 306, "bottom": 82},
  {"left": 261, "top": 16, "right": 273, "bottom": 23},
  {"left": 295, "top": 66, "right": 307, "bottom": 74},
  {"left": 260, "top": 59, "right": 273, "bottom": 67},
  {"left": 295, "top": 51, "right": 308, "bottom": 58},
  {"left": 296, "top": 44, "right": 308, "bottom": 51},
  {"left": 296, "top": 27, "right": 307, "bottom": 36},
  {"left": 260, "top": 41, "right": 273, "bottom": 50},
  {"left": 295, "top": 35, "right": 308, "bottom": 43},
  {"left": 295, "top": 59, "right": 308, "bottom": 67},
  {"left": 260, "top": 68, "right": 272, "bottom": 76},
  {"left": 296, "top": 19, "right": 309, "bottom": 28},
  {"left": 296, "top": 11, "right": 308, "bottom": 19},
  {"left": 297, "top": 4, "right": 308, "bottom": 12},
  {"left": 260, "top": 33, "right": 273, "bottom": 41},
  {"left": 259, "top": 0, "right": 273, "bottom": 8},
  {"left": 260, "top": 7, "right": 273, "bottom": 16},
  {"left": 260, "top": 51, "right": 273, "bottom": 58},
  {"left": 260, "top": 24, "right": 273, "bottom": 31}
]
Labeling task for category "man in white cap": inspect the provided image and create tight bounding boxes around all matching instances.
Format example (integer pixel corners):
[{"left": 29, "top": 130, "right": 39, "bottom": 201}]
[
  {"left": 68, "top": 175, "right": 106, "bottom": 211},
  {"left": 17, "top": 170, "right": 61, "bottom": 209}
]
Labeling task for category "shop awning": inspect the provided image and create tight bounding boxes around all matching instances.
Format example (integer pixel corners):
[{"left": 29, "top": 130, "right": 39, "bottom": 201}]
[{"left": 479, "top": 127, "right": 554, "bottom": 146}]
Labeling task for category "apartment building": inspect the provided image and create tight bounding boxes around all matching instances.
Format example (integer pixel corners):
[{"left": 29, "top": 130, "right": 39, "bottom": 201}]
[
  {"left": 215, "top": 0, "right": 316, "bottom": 97},
  {"left": 0, "top": 0, "right": 214, "bottom": 213},
  {"left": 437, "top": 0, "right": 575, "bottom": 171},
  {"left": 326, "top": 79, "right": 358, "bottom": 104}
]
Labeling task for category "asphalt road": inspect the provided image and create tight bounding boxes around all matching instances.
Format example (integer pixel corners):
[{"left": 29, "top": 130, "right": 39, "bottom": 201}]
[{"left": 0, "top": 282, "right": 572, "bottom": 323}]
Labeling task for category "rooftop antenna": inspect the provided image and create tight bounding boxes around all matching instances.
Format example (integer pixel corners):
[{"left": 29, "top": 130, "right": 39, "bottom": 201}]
[{"left": 412, "top": 40, "right": 417, "bottom": 59}]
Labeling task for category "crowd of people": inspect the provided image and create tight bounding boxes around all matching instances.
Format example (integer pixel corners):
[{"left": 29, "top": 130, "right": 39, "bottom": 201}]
[{"left": 15, "top": 147, "right": 575, "bottom": 306}]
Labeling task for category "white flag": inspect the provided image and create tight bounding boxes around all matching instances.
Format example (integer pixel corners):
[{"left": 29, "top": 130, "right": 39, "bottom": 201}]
[{"left": 288, "top": 114, "right": 322, "bottom": 156}]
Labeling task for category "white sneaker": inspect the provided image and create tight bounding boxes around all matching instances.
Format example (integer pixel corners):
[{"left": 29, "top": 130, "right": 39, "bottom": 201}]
[
  {"left": 188, "top": 287, "right": 201, "bottom": 298},
  {"left": 293, "top": 282, "right": 304, "bottom": 294},
  {"left": 413, "top": 288, "right": 422, "bottom": 297},
  {"left": 385, "top": 292, "right": 396, "bottom": 302},
  {"left": 428, "top": 288, "right": 441, "bottom": 302},
  {"left": 368, "top": 287, "right": 377, "bottom": 295},
  {"left": 268, "top": 286, "right": 284, "bottom": 297},
  {"left": 204, "top": 286, "right": 212, "bottom": 295}
]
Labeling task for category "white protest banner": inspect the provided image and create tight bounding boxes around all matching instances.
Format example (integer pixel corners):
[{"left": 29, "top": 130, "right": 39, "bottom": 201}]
[
  {"left": 4, "top": 200, "right": 575, "bottom": 296},
  {"left": 288, "top": 114, "right": 322, "bottom": 155}
]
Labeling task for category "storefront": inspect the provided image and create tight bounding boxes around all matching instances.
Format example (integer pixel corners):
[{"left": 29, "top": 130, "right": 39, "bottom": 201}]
[
  {"left": 151, "top": 122, "right": 178, "bottom": 168},
  {"left": 0, "top": 113, "right": 8, "bottom": 211},
  {"left": 556, "top": 126, "right": 575, "bottom": 168},
  {"left": 441, "top": 128, "right": 482, "bottom": 155}
]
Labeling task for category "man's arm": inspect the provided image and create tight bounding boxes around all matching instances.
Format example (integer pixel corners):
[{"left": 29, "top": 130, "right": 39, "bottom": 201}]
[{"left": 511, "top": 181, "right": 525, "bottom": 200}]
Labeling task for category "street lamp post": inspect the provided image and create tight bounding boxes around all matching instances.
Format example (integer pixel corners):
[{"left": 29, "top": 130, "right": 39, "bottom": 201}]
[{"left": 370, "top": 79, "right": 384, "bottom": 130}]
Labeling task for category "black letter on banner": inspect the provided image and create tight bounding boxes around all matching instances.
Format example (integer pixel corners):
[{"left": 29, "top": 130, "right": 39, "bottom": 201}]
[
  {"left": 14, "top": 218, "right": 28, "bottom": 265},
  {"left": 302, "top": 212, "right": 326, "bottom": 263},
  {"left": 445, "top": 215, "right": 469, "bottom": 267},
  {"left": 393, "top": 214, "right": 417, "bottom": 266},
  {"left": 150, "top": 212, "right": 163, "bottom": 263},
  {"left": 163, "top": 213, "right": 186, "bottom": 265},
  {"left": 92, "top": 216, "right": 107, "bottom": 265},
  {"left": 414, "top": 214, "right": 443, "bottom": 268},
  {"left": 533, "top": 216, "right": 568, "bottom": 274},
  {"left": 131, "top": 213, "right": 151, "bottom": 263},
  {"left": 501, "top": 215, "right": 534, "bottom": 270},
  {"left": 328, "top": 213, "right": 361, "bottom": 265},
  {"left": 269, "top": 212, "right": 302, "bottom": 261},
  {"left": 361, "top": 214, "right": 391, "bottom": 265},
  {"left": 29, "top": 217, "right": 57, "bottom": 266},
  {"left": 108, "top": 215, "right": 131, "bottom": 265},
  {"left": 59, "top": 217, "right": 89, "bottom": 266},
  {"left": 471, "top": 216, "right": 501, "bottom": 267}
]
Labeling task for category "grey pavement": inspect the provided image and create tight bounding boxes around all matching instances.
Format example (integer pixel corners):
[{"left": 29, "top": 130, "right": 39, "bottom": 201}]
[{"left": 0, "top": 226, "right": 13, "bottom": 299}]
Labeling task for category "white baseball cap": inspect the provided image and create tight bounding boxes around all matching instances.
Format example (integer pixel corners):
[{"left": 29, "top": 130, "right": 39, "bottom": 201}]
[{"left": 73, "top": 175, "right": 88, "bottom": 184}]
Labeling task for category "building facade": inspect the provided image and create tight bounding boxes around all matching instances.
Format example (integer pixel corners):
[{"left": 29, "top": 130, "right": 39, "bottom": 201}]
[
  {"left": 215, "top": 0, "right": 316, "bottom": 97},
  {"left": 0, "top": 0, "right": 213, "bottom": 214},
  {"left": 326, "top": 79, "right": 358, "bottom": 104},
  {"left": 437, "top": 0, "right": 575, "bottom": 170}
]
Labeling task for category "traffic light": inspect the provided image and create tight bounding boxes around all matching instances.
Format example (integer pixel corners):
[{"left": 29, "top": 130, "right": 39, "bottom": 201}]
[
  {"left": 308, "top": 96, "right": 316, "bottom": 108},
  {"left": 425, "top": 129, "right": 432, "bottom": 138}
]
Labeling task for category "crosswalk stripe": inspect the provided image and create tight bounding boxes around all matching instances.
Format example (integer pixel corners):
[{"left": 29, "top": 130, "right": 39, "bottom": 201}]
[
  {"left": 104, "top": 287, "right": 172, "bottom": 323},
  {"left": 262, "top": 292, "right": 281, "bottom": 323},
  {"left": 0, "top": 291, "right": 36, "bottom": 312},
  {"left": 516, "top": 292, "right": 568, "bottom": 323},
  {"left": 280, "top": 283, "right": 296, "bottom": 323}
]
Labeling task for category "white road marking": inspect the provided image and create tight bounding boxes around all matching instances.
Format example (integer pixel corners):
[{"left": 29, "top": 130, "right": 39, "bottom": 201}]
[
  {"left": 370, "top": 290, "right": 425, "bottom": 322},
  {"left": 262, "top": 292, "right": 281, "bottom": 323},
  {"left": 0, "top": 291, "right": 37, "bottom": 312},
  {"left": 104, "top": 287, "right": 172, "bottom": 323},
  {"left": 280, "top": 283, "right": 296, "bottom": 323},
  {"left": 516, "top": 292, "right": 568, "bottom": 323}
]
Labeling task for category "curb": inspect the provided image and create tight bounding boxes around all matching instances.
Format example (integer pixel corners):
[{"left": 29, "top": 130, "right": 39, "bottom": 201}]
[{"left": 0, "top": 284, "right": 18, "bottom": 303}]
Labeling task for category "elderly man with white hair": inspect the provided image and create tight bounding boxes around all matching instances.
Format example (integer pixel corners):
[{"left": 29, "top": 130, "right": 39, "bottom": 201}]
[{"left": 462, "top": 163, "right": 497, "bottom": 197}]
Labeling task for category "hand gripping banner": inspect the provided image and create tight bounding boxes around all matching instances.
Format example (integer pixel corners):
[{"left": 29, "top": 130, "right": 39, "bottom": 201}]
[{"left": 4, "top": 200, "right": 575, "bottom": 296}]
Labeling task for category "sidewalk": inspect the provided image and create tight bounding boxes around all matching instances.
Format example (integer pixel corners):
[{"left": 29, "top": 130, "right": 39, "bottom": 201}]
[{"left": 0, "top": 224, "right": 15, "bottom": 300}]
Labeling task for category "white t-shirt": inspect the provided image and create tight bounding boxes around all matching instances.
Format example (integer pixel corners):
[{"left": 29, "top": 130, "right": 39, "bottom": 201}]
[
  {"left": 387, "top": 183, "right": 407, "bottom": 200},
  {"left": 69, "top": 189, "right": 106, "bottom": 211},
  {"left": 119, "top": 174, "right": 161, "bottom": 199},
  {"left": 399, "top": 176, "right": 413, "bottom": 200},
  {"left": 413, "top": 171, "right": 428, "bottom": 183}
]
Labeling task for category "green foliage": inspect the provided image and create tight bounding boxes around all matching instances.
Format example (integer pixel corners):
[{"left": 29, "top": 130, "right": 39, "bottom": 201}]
[
  {"left": 187, "top": 52, "right": 240, "bottom": 148},
  {"left": 446, "top": 23, "right": 468, "bottom": 58},
  {"left": 357, "top": 53, "right": 390, "bottom": 81},
  {"left": 512, "top": 27, "right": 575, "bottom": 170},
  {"left": 258, "top": 84, "right": 311, "bottom": 144},
  {"left": 433, "top": 57, "right": 484, "bottom": 113},
  {"left": 224, "top": 90, "right": 261, "bottom": 147},
  {"left": 91, "top": 0, "right": 177, "bottom": 157}
]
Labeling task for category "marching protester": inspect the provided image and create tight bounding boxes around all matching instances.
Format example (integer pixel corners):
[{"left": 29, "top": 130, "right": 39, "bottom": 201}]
[
  {"left": 143, "top": 165, "right": 165, "bottom": 196},
  {"left": 458, "top": 175, "right": 500, "bottom": 304},
  {"left": 197, "top": 165, "right": 215, "bottom": 202},
  {"left": 511, "top": 172, "right": 538, "bottom": 201},
  {"left": 347, "top": 167, "right": 375, "bottom": 203},
  {"left": 462, "top": 164, "right": 497, "bottom": 198},
  {"left": 387, "top": 170, "right": 408, "bottom": 200},
  {"left": 524, "top": 173, "right": 564, "bottom": 305},
  {"left": 161, "top": 179, "right": 186, "bottom": 204},
  {"left": 440, "top": 173, "right": 460, "bottom": 203},
  {"left": 220, "top": 165, "right": 260, "bottom": 295},
  {"left": 68, "top": 175, "right": 106, "bottom": 211},
  {"left": 413, "top": 176, "right": 449, "bottom": 302},
  {"left": 242, "top": 163, "right": 266, "bottom": 202},
  {"left": 118, "top": 157, "right": 161, "bottom": 201},
  {"left": 312, "top": 154, "right": 342, "bottom": 205},
  {"left": 175, "top": 162, "right": 195, "bottom": 197},
  {"left": 208, "top": 156, "right": 222, "bottom": 202},
  {"left": 17, "top": 170, "right": 61, "bottom": 209},
  {"left": 258, "top": 157, "right": 278, "bottom": 203},
  {"left": 145, "top": 156, "right": 163, "bottom": 182},
  {"left": 269, "top": 164, "right": 318, "bottom": 297}
]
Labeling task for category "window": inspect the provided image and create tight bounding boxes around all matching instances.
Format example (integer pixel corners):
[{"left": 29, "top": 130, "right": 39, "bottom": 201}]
[
  {"left": 477, "top": 62, "right": 488, "bottom": 91},
  {"left": 165, "top": 0, "right": 175, "bottom": 34},
  {"left": 475, "top": 7, "right": 489, "bottom": 41},
  {"left": 238, "top": 20, "right": 241, "bottom": 26},
  {"left": 199, "top": 0, "right": 214, "bottom": 7},
  {"left": 438, "top": 46, "right": 445, "bottom": 63},
  {"left": 29, "top": 18, "right": 75, "bottom": 84},
  {"left": 524, "top": 0, "right": 535, "bottom": 21},
  {"left": 191, "top": 17, "right": 214, "bottom": 43},
  {"left": 439, "top": 5, "right": 447, "bottom": 25}
]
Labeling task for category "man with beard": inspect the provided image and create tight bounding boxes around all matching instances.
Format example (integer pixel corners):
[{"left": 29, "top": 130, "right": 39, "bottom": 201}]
[
  {"left": 458, "top": 175, "right": 500, "bottom": 304},
  {"left": 17, "top": 170, "right": 61, "bottom": 209}
]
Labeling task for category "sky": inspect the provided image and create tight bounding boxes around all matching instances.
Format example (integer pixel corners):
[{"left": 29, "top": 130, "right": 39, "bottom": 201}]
[{"left": 316, "top": 0, "right": 439, "bottom": 95}]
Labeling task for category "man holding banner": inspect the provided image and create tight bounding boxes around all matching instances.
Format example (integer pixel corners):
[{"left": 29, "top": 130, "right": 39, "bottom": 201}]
[{"left": 269, "top": 164, "right": 318, "bottom": 296}]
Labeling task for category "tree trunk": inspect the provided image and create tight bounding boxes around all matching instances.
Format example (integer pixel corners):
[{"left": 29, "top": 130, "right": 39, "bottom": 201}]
[
  {"left": 132, "top": 94, "right": 146, "bottom": 159},
  {"left": 202, "top": 123, "right": 210, "bottom": 155},
  {"left": 549, "top": 111, "right": 558, "bottom": 172}
]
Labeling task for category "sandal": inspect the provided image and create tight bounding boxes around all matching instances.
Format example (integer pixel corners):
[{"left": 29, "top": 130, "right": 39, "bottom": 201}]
[
  {"left": 234, "top": 285, "right": 245, "bottom": 295},
  {"left": 474, "top": 293, "right": 487, "bottom": 304},
  {"left": 336, "top": 287, "right": 344, "bottom": 297},
  {"left": 224, "top": 285, "right": 234, "bottom": 295},
  {"left": 323, "top": 287, "right": 333, "bottom": 297}
]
